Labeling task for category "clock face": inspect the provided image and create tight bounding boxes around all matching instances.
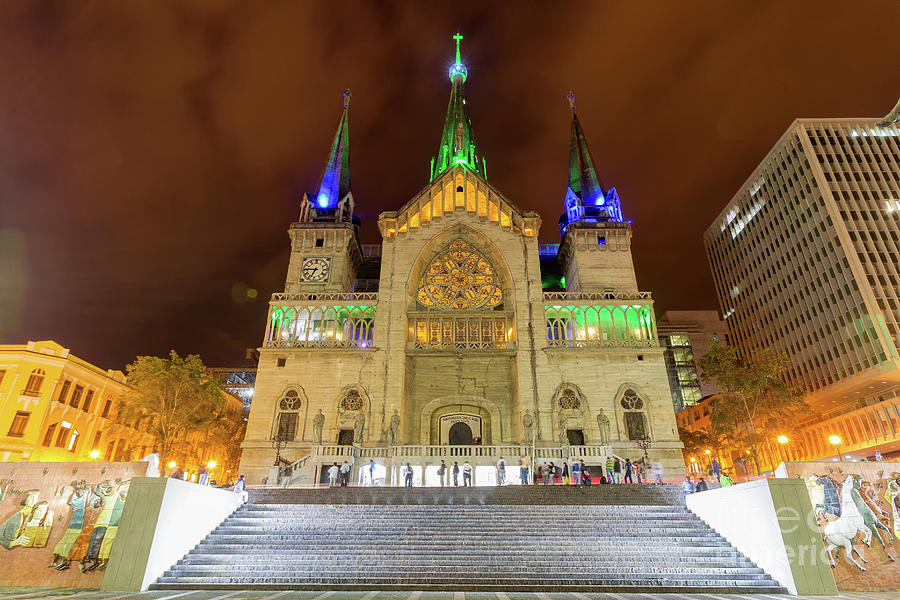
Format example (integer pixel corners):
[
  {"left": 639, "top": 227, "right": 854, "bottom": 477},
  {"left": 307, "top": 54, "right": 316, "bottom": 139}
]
[{"left": 300, "top": 257, "right": 331, "bottom": 282}]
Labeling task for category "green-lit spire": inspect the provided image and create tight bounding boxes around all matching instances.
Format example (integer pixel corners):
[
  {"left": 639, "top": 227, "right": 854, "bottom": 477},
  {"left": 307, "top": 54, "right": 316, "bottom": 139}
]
[
  {"left": 567, "top": 91, "right": 604, "bottom": 202},
  {"left": 430, "top": 33, "right": 486, "bottom": 181}
]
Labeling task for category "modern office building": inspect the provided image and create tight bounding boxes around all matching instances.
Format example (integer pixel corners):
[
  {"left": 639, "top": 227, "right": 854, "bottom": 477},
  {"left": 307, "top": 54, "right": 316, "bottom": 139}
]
[
  {"left": 704, "top": 117, "right": 900, "bottom": 461},
  {"left": 657, "top": 310, "right": 727, "bottom": 412}
]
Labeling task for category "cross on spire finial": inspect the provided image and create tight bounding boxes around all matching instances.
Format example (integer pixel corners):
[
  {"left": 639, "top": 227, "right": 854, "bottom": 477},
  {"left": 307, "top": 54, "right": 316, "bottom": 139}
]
[
  {"left": 453, "top": 32, "right": 463, "bottom": 64},
  {"left": 567, "top": 90, "right": 576, "bottom": 112},
  {"left": 342, "top": 89, "right": 351, "bottom": 109}
]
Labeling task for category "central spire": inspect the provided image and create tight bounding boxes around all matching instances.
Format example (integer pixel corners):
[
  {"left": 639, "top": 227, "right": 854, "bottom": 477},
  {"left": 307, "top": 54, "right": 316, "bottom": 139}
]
[{"left": 430, "top": 33, "right": 487, "bottom": 182}]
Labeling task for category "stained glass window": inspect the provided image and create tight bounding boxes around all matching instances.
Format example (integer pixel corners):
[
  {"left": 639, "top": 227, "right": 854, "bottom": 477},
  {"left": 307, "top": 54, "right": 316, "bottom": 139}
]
[
  {"left": 621, "top": 389, "right": 644, "bottom": 410},
  {"left": 417, "top": 240, "right": 502, "bottom": 310},
  {"left": 340, "top": 389, "right": 364, "bottom": 411},
  {"left": 558, "top": 389, "right": 581, "bottom": 410},
  {"left": 279, "top": 390, "right": 300, "bottom": 411}
]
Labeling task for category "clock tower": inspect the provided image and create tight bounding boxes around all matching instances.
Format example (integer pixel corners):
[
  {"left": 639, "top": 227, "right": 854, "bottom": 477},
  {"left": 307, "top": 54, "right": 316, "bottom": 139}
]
[{"left": 284, "top": 90, "right": 362, "bottom": 294}]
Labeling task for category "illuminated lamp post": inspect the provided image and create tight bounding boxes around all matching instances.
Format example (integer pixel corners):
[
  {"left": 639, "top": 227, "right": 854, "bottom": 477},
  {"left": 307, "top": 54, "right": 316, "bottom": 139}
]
[
  {"left": 89, "top": 450, "right": 100, "bottom": 461},
  {"left": 635, "top": 435, "right": 652, "bottom": 467},
  {"left": 704, "top": 448, "right": 711, "bottom": 471},
  {"left": 777, "top": 435, "right": 789, "bottom": 463},
  {"left": 207, "top": 460, "right": 217, "bottom": 485},
  {"left": 828, "top": 435, "right": 843, "bottom": 463}
]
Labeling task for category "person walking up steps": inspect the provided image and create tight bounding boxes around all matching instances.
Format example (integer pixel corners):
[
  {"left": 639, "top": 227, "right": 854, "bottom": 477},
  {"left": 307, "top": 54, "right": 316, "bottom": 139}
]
[
  {"left": 623, "top": 458, "right": 633, "bottom": 484},
  {"left": 463, "top": 461, "right": 473, "bottom": 486},
  {"left": 339, "top": 461, "right": 350, "bottom": 486},
  {"left": 570, "top": 459, "right": 580, "bottom": 486},
  {"left": 635, "top": 459, "right": 643, "bottom": 484},
  {"left": 452, "top": 461, "right": 460, "bottom": 487},
  {"left": 651, "top": 459, "right": 664, "bottom": 484},
  {"left": 605, "top": 456, "right": 615, "bottom": 484},
  {"left": 682, "top": 475, "right": 695, "bottom": 499},
  {"left": 404, "top": 463, "right": 414, "bottom": 487},
  {"left": 327, "top": 463, "right": 339, "bottom": 487}
]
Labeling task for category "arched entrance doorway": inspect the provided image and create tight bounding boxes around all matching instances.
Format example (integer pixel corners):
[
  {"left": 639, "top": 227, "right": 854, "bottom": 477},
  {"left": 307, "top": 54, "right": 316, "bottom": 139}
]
[{"left": 448, "top": 422, "right": 473, "bottom": 445}]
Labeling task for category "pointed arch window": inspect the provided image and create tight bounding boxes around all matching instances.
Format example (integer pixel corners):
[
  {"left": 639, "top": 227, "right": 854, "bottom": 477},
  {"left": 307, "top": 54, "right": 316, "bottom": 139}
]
[
  {"left": 276, "top": 390, "right": 300, "bottom": 441},
  {"left": 558, "top": 389, "right": 581, "bottom": 410},
  {"left": 417, "top": 240, "right": 502, "bottom": 310},
  {"left": 620, "top": 388, "right": 647, "bottom": 441}
]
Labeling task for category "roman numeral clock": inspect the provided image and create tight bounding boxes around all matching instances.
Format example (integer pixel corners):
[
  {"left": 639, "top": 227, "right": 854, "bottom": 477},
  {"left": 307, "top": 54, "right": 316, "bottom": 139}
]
[{"left": 300, "top": 257, "right": 331, "bottom": 283}]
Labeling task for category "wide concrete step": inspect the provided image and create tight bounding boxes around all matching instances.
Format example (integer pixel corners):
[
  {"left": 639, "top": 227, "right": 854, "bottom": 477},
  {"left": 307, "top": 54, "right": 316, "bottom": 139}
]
[{"left": 184, "top": 547, "right": 747, "bottom": 558}]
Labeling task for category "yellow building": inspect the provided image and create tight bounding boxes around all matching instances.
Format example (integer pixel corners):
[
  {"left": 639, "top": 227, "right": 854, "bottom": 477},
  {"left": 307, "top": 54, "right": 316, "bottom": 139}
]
[{"left": 0, "top": 340, "right": 153, "bottom": 463}]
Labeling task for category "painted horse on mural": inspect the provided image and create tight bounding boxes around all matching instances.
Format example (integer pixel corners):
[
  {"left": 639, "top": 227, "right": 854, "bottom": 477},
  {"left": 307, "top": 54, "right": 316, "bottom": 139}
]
[
  {"left": 887, "top": 478, "right": 900, "bottom": 541},
  {"left": 850, "top": 476, "right": 896, "bottom": 561},
  {"left": 823, "top": 476, "right": 871, "bottom": 571},
  {"left": 814, "top": 474, "right": 842, "bottom": 520}
]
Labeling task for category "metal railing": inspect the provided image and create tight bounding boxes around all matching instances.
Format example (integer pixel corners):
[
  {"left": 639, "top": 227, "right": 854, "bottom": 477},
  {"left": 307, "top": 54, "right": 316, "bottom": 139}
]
[
  {"left": 543, "top": 291, "right": 653, "bottom": 301},
  {"left": 271, "top": 292, "right": 378, "bottom": 302}
]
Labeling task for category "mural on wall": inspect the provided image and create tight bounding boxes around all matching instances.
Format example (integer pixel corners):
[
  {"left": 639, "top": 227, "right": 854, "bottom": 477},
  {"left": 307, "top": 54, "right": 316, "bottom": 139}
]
[
  {"left": 0, "top": 461, "right": 147, "bottom": 588},
  {"left": 782, "top": 462, "right": 899, "bottom": 591}
]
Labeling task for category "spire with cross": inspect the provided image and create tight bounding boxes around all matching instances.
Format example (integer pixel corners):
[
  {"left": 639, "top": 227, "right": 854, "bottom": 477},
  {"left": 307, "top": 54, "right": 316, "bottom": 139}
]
[{"left": 430, "top": 32, "right": 485, "bottom": 182}]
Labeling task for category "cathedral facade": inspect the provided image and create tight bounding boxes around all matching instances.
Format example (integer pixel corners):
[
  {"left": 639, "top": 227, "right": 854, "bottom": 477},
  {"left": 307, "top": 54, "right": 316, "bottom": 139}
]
[{"left": 239, "top": 38, "right": 683, "bottom": 485}]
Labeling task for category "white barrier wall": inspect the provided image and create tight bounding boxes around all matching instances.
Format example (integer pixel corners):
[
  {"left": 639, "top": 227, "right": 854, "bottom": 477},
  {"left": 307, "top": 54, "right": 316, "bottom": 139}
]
[
  {"left": 101, "top": 477, "right": 244, "bottom": 591},
  {"left": 686, "top": 478, "right": 837, "bottom": 596}
]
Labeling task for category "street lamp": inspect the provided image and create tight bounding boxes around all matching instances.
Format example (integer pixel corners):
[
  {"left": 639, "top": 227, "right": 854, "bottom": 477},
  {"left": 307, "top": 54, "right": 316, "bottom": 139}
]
[
  {"left": 635, "top": 435, "right": 652, "bottom": 466},
  {"left": 777, "top": 435, "right": 789, "bottom": 463},
  {"left": 89, "top": 450, "right": 100, "bottom": 460},
  {"left": 828, "top": 435, "right": 843, "bottom": 463}
]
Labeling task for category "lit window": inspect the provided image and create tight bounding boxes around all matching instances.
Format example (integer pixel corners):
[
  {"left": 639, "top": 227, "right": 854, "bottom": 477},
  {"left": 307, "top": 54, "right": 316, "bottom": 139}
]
[{"left": 417, "top": 240, "right": 502, "bottom": 310}]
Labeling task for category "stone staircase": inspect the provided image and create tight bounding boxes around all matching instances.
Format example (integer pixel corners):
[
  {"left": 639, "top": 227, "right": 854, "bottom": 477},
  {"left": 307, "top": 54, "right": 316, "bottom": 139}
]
[{"left": 151, "top": 485, "right": 785, "bottom": 593}]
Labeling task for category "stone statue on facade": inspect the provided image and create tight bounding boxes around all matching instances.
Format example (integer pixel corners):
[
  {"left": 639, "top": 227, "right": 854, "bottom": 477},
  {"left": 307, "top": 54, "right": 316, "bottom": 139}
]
[
  {"left": 596, "top": 409, "right": 610, "bottom": 445},
  {"left": 522, "top": 410, "right": 534, "bottom": 445},
  {"left": 312, "top": 409, "right": 325, "bottom": 444},
  {"left": 354, "top": 411, "right": 365, "bottom": 443},
  {"left": 557, "top": 412, "right": 568, "bottom": 443},
  {"left": 388, "top": 409, "right": 400, "bottom": 445}
]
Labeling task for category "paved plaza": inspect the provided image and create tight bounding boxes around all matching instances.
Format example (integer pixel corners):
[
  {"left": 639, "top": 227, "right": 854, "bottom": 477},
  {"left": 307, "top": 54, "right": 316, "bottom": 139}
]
[{"left": 0, "top": 590, "right": 896, "bottom": 600}]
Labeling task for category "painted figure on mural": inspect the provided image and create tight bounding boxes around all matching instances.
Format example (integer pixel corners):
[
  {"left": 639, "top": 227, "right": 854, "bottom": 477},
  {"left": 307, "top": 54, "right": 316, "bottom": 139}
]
[
  {"left": 77, "top": 480, "right": 115, "bottom": 572},
  {"left": 312, "top": 410, "right": 325, "bottom": 444},
  {"left": 96, "top": 481, "right": 129, "bottom": 570},
  {"left": 522, "top": 410, "right": 534, "bottom": 444},
  {"left": 48, "top": 481, "right": 92, "bottom": 570},
  {"left": 354, "top": 411, "right": 365, "bottom": 443},
  {"left": 0, "top": 489, "right": 50, "bottom": 550},
  {"left": 596, "top": 409, "right": 610, "bottom": 445}
]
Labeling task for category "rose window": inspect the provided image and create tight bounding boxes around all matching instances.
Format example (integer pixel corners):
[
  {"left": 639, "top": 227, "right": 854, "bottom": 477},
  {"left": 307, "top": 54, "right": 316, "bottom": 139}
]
[
  {"left": 279, "top": 390, "right": 300, "bottom": 411},
  {"left": 558, "top": 389, "right": 581, "bottom": 410},
  {"left": 340, "top": 389, "right": 364, "bottom": 411},
  {"left": 417, "top": 240, "right": 502, "bottom": 310},
  {"left": 620, "top": 389, "right": 644, "bottom": 410}
]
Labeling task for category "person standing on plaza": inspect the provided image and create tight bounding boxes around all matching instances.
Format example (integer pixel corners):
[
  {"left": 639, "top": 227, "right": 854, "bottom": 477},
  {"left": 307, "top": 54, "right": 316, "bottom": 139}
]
[
  {"left": 497, "top": 457, "right": 506, "bottom": 486},
  {"left": 651, "top": 459, "right": 664, "bottom": 484},
  {"left": 548, "top": 462, "right": 557, "bottom": 485},
  {"left": 438, "top": 460, "right": 447, "bottom": 487},
  {"left": 613, "top": 457, "right": 622, "bottom": 484},
  {"left": 327, "top": 463, "right": 339, "bottom": 487},
  {"left": 570, "top": 459, "right": 580, "bottom": 486},
  {"left": 719, "top": 471, "right": 734, "bottom": 487},
  {"left": 581, "top": 463, "right": 591, "bottom": 486},
  {"left": 635, "top": 460, "right": 643, "bottom": 484},
  {"left": 404, "top": 462, "right": 414, "bottom": 487},
  {"left": 712, "top": 457, "right": 722, "bottom": 479},
  {"left": 623, "top": 458, "right": 633, "bottom": 484},
  {"left": 339, "top": 461, "right": 351, "bottom": 487},
  {"left": 463, "top": 461, "right": 473, "bottom": 486},
  {"left": 562, "top": 461, "right": 569, "bottom": 485},
  {"left": 695, "top": 477, "right": 708, "bottom": 492},
  {"left": 368, "top": 459, "right": 376, "bottom": 486},
  {"left": 452, "top": 461, "right": 460, "bottom": 487},
  {"left": 605, "top": 456, "right": 615, "bottom": 484},
  {"left": 519, "top": 456, "right": 529, "bottom": 485},
  {"left": 682, "top": 476, "right": 695, "bottom": 499}
]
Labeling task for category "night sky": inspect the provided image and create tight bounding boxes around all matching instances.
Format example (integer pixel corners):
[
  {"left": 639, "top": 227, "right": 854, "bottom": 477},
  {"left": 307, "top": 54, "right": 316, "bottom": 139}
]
[{"left": 1, "top": 1, "right": 898, "bottom": 369}]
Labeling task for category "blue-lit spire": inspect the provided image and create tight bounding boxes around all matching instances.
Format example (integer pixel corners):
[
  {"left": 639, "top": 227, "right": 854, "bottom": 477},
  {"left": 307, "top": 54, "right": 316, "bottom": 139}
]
[
  {"left": 313, "top": 90, "right": 351, "bottom": 210},
  {"left": 560, "top": 91, "right": 623, "bottom": 235}
]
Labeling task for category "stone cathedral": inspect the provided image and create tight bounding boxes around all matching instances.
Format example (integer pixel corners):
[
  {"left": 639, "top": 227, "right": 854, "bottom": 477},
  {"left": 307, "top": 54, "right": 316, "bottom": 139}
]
[{"left": 239, "top": 37, "right": 682, "bottom": 485}]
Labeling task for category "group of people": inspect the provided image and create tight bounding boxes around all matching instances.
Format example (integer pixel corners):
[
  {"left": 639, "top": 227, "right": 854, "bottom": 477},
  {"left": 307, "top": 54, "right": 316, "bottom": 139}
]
[
  {"left": 681, "top": 471, "right": 736, "bottom": 498},
  {"left": 533, "top": 457, "right": 666, "bottom": 485},
  {"left": 326, "top": 461, "right": 353, "bottom": 487}
]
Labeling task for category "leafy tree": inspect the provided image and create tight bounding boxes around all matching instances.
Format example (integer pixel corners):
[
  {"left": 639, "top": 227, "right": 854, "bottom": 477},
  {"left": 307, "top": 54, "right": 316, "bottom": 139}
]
[
  {"left": 697, "top": 341, "right": 808, "bottom": 475},
  {"left": 120, "top": 351, "right": 224, "bottom": 474}
]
